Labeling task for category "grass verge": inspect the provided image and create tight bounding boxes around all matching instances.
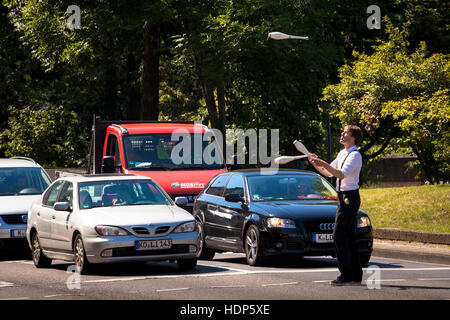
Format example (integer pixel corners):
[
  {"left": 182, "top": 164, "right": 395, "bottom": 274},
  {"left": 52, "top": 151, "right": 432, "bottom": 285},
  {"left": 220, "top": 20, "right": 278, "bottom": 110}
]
[{"left": 359, "top": 185, "right": 450, "bottom": 233}]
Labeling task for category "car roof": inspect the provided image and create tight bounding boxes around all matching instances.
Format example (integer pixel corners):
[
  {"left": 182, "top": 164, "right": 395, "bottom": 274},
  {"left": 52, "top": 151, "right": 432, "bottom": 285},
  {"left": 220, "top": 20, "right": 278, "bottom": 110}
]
[
  {"left": 0, "top": 157, "right": 42, "bottom": 168},
  {"left": 226, "top": 168, "right": 319, "bottom": 177},
  {"left": 56, "top": 174, "right": 153, "bottom": 183}
]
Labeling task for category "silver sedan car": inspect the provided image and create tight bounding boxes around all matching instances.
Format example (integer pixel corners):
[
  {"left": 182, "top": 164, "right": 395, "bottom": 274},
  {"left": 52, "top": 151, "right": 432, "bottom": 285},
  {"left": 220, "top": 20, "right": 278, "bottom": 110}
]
[{"left": 26, "top": 174, "right": 199, "bottom": 274}]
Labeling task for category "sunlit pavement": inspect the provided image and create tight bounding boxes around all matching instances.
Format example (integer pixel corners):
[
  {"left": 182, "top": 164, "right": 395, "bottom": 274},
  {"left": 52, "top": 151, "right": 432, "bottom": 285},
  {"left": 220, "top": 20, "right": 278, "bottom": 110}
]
[{"left": 0, "top": 251, "right": 449, "bottom": 300}]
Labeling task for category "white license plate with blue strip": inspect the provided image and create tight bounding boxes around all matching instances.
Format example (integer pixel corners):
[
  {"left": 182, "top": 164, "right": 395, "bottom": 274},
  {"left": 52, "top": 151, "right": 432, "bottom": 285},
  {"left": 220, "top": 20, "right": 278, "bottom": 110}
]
[{"left": 313, "top": 233, "right": 333, "bottom": 243}]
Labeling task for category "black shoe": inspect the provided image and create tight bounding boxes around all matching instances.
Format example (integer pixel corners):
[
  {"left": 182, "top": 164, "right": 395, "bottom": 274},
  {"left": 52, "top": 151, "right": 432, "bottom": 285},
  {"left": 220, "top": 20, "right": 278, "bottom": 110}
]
[{"left": 330, "top": 277, "right": 354, "bottom": 286}]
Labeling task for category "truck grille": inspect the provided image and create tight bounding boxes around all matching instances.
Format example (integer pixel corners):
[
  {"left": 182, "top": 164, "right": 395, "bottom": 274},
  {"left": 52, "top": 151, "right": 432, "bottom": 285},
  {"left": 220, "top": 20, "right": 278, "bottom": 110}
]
[{"left": 1, "top": 214, "right": 27, "bottom": 225}]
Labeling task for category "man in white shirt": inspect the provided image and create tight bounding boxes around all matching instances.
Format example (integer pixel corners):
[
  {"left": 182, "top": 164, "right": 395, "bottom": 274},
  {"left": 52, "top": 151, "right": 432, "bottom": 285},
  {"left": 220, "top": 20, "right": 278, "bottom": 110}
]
[{"left": 309, "top": 125, "right": 363, "bottom": 286}]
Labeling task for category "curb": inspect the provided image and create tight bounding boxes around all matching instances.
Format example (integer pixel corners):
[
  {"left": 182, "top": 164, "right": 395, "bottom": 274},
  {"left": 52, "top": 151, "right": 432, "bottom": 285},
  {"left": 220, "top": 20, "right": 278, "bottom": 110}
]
[{"left": 373, "top": 228, "right": 450, "bottom": 245}]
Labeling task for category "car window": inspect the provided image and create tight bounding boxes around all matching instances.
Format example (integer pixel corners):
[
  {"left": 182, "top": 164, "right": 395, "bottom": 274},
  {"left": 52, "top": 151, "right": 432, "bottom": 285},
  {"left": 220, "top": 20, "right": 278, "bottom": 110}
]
[
  {"left": 43, "top": 180, "right": 65, "bottom": 207},
  {"left": 224, "top": 175, "right": 245, "bottom": 198},
  {"left": 79, "top": 179, "right": 171, "bottom": 209},
  {"left": 57, "top": 181, "right": 73, "bottom": 206},
  {"left": 106, "top": 134, "right": 121, "bottom": 172},
  {"left": 0, "top": 167, "right": 51, "bottom": 196},
  {"left": 205, "top": 174, "right": 230, "bottom": 197},
  {"left": 247, "top": 175, "right": 337, "bottom": 201}
]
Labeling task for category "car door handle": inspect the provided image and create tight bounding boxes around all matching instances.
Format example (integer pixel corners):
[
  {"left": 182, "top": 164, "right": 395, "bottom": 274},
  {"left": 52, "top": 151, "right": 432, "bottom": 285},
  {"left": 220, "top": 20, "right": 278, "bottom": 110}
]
[
  {"left": 52, "top": 215, "right": 56, "bottom": 219},
  {"left": 37, "top": 211, "right": 40, "bottom": 216}
]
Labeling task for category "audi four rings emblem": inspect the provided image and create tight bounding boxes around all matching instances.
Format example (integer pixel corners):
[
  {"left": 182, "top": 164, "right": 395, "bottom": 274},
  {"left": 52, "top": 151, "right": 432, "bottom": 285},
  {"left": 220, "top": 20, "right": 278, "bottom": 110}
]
[{"left": 319, "top": 223, "right": 335, "bottom": 231}]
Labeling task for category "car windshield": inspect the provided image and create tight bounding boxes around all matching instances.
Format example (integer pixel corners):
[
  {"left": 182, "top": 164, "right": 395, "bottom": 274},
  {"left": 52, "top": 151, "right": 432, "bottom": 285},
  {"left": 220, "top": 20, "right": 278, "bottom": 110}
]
[
  {"left": 0, "top": 167, "right": 51, "bottom": 196},
  {"left": 123, "top": 133, "right": 224, "bottom": 170},
  {"left": 247, "top": 174, "right": 337, "bottom": 202},
  {"left": 78, "top": 179, "right": 172, "bottom": 209}
]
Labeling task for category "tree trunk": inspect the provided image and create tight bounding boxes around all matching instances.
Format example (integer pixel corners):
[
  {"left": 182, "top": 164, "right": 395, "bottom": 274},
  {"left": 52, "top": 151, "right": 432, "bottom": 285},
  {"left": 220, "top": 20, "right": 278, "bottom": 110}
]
[
  {"left": 126, "top": 54, "right": 140, "bottom": 120},
  {"left": 408, "top": 140, "right": 435, "bottom": 184},
  {"left": 141, "top": 21, "right": 161, "bottom": 120},
  {"left": 104, "top": 68, "right": 117, "bottom": 119}
]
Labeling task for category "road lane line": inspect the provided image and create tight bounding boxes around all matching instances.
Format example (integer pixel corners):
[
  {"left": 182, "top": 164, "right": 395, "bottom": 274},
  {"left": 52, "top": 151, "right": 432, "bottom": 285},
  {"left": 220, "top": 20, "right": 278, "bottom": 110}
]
[
  {"left": 0, "top": 281, "right": 14, "bottom": 288},
  {"left": 0, "top": 297, "right": 30, "bottom": 300},
  {"left": 82, "top": 266, "right": 450, "bottom": 284},
  {"left": 417, "top": 278, "right": 450, "bottom": 281},
  {"left": 262, "top": 281, "right": 299, "bottom": 287},
  {"left": 209, "top": 285, "right": 246, "bottom": 288},
  {"left": 44, "top": 294, "right": 85, "bottom": 298},
  {"left": 156, "top": 287, "right": 190, "bottom": 292}
]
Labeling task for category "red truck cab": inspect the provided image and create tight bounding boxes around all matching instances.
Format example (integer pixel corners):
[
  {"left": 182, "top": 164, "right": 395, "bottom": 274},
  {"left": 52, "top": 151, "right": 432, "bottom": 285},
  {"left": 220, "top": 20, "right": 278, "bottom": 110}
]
[{"left": 88, "top": 118, "right": 227, "bottom": 211}]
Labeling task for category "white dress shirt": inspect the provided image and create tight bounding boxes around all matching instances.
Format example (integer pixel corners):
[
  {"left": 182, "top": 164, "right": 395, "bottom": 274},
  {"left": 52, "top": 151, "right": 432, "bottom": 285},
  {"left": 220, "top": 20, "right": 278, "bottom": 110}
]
[{"left": 330, "top": 145, "right": 362, "bottom": 191}]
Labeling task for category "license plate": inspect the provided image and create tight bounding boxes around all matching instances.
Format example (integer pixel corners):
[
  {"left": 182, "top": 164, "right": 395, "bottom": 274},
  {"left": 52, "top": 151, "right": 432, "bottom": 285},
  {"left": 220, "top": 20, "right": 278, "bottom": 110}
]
[
  {"left": 11, "top": 229, "right": 26, "bottom": 238},
  {"left": 313, "top": 233, "right": 333, "bottom": 243},
  {"left": 135, "top": 239, "right": 172, "bottom": 251}
]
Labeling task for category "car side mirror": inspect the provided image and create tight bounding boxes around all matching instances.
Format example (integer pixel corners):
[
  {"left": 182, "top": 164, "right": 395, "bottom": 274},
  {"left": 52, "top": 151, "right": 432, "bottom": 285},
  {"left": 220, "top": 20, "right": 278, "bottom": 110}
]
[
  {"left": 175, "top": 197, "right": 188, "bottom": 206},
  {"left": 102, "top": 156, "right": 115, "bottom": 173},
  {"left": 225, "top": 193, "right": 244, "bottom": 203},
  {"left": 54, "top": 202, "right": 71, "bottom": 212}
]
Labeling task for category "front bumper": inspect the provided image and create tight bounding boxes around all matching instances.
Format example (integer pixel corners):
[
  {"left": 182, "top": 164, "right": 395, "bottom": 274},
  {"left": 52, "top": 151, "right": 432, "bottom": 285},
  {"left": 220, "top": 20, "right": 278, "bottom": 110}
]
[
  {"left": 261, "top": 227, "right": 373, "bottom": 257},
  {"left": 0, "top": 220, "right": 28, "bottom": 250},
  {"left": 83, "top": 231, "right": 200, "bottom": 264}
]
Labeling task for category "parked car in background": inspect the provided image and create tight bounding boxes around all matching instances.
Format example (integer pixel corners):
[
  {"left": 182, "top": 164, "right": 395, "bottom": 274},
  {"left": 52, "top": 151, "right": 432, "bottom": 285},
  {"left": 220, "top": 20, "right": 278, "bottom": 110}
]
[
  {"left": 0, "top": 157, "right": 51, "bottom": 251},
  {"left": 27, "top": 174, "right": 199, "bottom": 274},
  {"left": 193, "top": 169, "right": 373, "bottom": 266}
]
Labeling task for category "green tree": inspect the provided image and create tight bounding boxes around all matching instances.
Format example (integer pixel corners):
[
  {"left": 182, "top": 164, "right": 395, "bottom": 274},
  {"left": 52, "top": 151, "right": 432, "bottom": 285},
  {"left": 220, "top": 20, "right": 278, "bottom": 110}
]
[
  {"left": 0, "top": 106, "right": 88, "bottom": 167},
  {"left": 323, "top": 21, "right": 449, "bottom": 183}
]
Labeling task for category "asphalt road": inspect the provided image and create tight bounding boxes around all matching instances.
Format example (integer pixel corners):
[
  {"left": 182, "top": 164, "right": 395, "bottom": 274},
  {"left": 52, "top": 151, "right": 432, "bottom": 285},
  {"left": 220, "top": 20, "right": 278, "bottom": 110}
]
[{"left": 0, "top": 251, "right": 449, "bottom": 301}]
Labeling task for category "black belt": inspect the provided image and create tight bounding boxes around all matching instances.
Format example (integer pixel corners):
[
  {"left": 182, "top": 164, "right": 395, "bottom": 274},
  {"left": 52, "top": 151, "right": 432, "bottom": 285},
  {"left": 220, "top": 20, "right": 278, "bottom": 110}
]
[{"left": 337, "top": 189, "right": 359, "bottom": 194}]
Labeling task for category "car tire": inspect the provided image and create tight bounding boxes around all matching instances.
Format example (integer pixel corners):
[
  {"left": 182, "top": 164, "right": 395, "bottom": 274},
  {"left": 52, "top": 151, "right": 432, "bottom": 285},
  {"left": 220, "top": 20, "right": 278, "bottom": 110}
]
[
  {"left": 196, "top": 221, "right": 215, "bottom": 260},
  {"left": 31, "top": 232, "right": 52, "bottom": 268},
  {"left": 360, "top": 254, "right": 371, "bottom": 267},
  {"left": 73, "top": 234, "right": 90, "bottom": 275},
  {"left": 245, "top": 225, "right": 265, "bottom": 266},
  {"left": 177, "top": 258, "right": 197, "bottom": 270}
]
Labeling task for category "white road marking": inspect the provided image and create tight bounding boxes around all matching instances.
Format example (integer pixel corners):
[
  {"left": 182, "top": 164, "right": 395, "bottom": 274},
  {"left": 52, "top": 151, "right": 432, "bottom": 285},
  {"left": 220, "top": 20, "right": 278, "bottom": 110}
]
[
  {"left": 0, "top": 261, "right": 34, "bottom": 265},
  {"left": 261, "top": 281, "right": 299, "bottom": 287},
  {"left": 0, "top": 281, "right": 14, "bottom": 288},
  {"left": 365, "top": 279, "right": 406, "bottom": 282},
  {"left": 209, "top": 285, "right": 246, "bottom": 288},
  {"left": 43, "top": 294, "right": 85, "bottom": 298},
  {"left": 0, "top": 297, "right": 30, "bottom": 300},
  {"left": 417, "top": 278, "right": 450, "bottom": 281},
  {"left": 82, "top": 266, "right": 450, "bottom": 284},
  {"left": 156, "top": 287, "right": 190, "bottom": 292}
]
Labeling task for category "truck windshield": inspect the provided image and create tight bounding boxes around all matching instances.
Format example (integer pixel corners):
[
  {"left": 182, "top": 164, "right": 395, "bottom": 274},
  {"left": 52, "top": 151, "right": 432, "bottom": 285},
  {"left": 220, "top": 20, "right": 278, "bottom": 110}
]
[
  {"left": 78, "top": 179, "right": 172, "bottom": 209},
  {"left": 0, "top": 167, "right": 51, "bottom": 196},
  {"left": 123, "top": 134, "right": 224, "bottom": 170}
]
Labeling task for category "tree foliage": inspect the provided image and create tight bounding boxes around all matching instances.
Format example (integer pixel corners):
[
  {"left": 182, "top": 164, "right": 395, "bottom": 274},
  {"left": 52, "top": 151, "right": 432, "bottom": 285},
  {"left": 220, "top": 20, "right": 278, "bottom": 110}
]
[{"left": 323, "top": 20, "right": 449, "bottom": 182}]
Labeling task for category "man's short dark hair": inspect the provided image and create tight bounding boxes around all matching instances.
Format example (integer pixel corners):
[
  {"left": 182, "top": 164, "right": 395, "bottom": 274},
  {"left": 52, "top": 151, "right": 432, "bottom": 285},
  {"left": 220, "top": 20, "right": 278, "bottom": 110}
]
[{"left": 345, "top": 125, "right": 363, "bottom": 145}]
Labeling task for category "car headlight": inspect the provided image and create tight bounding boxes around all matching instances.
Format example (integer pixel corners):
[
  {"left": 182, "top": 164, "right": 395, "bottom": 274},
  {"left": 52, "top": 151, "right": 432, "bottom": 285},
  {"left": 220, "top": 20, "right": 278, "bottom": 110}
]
[
  {"left": 357, "top": 216, "right": 371, "bottom": 228},
  {"left": 173, "top": 221, "right": 197, "bottom": 233},
  {"left": 95, "top": 225, "right": 129, "bottom": 236},
  {"left": 267, "top": 217, "right": 296, "bottom": 228}
]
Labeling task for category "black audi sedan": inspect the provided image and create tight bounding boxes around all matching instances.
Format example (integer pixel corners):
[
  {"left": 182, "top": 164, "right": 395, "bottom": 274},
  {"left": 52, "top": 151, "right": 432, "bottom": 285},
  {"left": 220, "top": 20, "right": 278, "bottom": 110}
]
[{"left": 192, "top": 169, "right": 373, "bottom": 266}]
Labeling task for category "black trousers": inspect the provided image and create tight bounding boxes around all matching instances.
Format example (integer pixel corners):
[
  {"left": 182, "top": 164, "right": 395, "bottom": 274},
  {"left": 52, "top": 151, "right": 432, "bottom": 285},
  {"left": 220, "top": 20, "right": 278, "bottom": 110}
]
[{"left": 333, "top": 189, "right": 362, "bottom": 280}]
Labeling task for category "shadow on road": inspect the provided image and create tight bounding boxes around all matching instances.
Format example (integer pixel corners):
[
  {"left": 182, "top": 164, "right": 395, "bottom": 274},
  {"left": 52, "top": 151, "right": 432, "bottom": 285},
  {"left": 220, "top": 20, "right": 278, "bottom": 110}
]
[
  {"left": 381, "top": 284, "right": 450, "bottom": 291},
  {"left": 212, "top": 254, "right": 407, "bottom": 269},
  {"left": 50, "top": 260, "right": 231, "bottom": 277},
  {"left": 212, "top": 254, "right": 338, "bottom": 268},
  {"left": 0, "top": 249, "right": 31, "bottom": 262}
]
